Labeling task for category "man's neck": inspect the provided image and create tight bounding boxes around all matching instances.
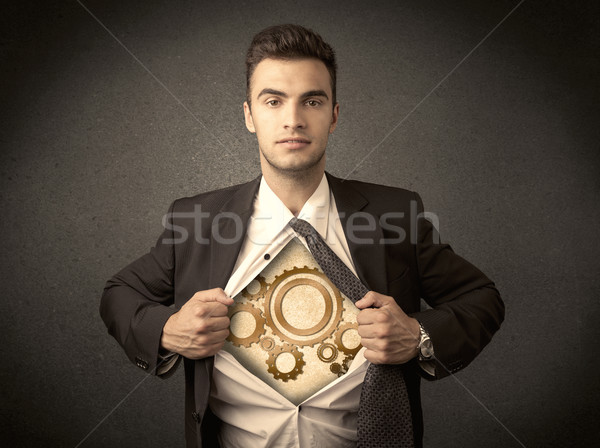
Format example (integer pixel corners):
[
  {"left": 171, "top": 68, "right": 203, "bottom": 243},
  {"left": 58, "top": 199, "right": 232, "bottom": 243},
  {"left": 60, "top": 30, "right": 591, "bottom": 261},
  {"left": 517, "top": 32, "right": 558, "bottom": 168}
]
[{"left": 261, "top": 168, "right": 324, "bottom": 216}]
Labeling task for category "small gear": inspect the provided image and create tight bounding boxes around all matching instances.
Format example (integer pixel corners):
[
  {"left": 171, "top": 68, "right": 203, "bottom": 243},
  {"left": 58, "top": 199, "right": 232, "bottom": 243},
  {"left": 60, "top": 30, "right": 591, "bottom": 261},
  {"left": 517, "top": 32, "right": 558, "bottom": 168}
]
[
  {"left": 259, "top": 336, "right": 275, "bottom": 351},
  {"left": 330, "top": 362, "right": 342, "bottom": 375},
  {"left": 330, "top": 356, "right": 353, "bottom": 377},
  {"left": 227, "top": 302, "right": 266, "bottom": 347},
  {"left": 242, "top": 275, "right": 269, "bottom": 300},
  {"left": 334, "top": 322, "right": 362, "bottom": 357},
  {"left": 341, "top": 355, "right": 353, "bottom": 372},
  {"left": 264, "top": 266, "right": 344, "bottom": 347},
  {"left": 331, "top": 362, "right": 348, "bottom": 377},
  {"left": 266, "top": 343, "right": 305, "bottom": 382},
  {"left": 317, "top": 343, "right": 338, "bottom": 363}
]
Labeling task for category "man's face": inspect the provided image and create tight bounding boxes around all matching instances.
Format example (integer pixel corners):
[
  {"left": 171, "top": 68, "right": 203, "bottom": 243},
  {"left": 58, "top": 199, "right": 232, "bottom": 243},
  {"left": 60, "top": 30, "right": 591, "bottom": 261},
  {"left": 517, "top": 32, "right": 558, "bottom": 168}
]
[{"left": 244, "top": 58, "right": 339, "bottom": 177}]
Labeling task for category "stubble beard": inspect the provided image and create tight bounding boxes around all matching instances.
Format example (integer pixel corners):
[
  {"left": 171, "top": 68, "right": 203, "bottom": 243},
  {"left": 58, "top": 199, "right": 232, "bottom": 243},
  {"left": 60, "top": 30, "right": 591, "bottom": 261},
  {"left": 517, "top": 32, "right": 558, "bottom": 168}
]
[{"left": 261, "top": 146, "right": 326, "bottom": 180}]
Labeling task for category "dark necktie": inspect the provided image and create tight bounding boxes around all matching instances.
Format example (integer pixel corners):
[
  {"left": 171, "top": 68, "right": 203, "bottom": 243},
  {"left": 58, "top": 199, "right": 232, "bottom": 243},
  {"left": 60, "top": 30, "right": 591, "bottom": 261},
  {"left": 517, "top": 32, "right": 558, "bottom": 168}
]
[{"left": 289, "top": 217, "right": 414, "bottom": 448}]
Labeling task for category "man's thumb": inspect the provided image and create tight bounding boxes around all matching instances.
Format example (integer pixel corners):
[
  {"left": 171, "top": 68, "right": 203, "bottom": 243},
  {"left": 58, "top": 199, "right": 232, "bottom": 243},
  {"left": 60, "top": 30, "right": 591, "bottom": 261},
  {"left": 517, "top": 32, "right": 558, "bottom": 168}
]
[{"left": 355, "top": 291, "right": 383, "bottom": 309}]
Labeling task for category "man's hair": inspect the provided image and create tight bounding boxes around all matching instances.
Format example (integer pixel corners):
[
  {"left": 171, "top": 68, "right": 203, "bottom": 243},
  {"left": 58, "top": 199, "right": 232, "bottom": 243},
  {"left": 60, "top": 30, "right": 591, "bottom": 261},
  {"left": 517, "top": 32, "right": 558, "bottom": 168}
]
[{"left": 245, "top": 24, "right": 337, "bottom": 107}]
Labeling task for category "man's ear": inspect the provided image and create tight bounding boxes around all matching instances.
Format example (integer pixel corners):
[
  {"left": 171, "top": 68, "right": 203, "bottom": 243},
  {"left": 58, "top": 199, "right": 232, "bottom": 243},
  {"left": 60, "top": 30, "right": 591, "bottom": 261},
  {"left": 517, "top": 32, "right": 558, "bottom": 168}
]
[
  {"left": 329, "top": 102, "right": 339, "bottom": 134},
  {"left": 243, "top": 101, "right": 255, "bottom": 133}
]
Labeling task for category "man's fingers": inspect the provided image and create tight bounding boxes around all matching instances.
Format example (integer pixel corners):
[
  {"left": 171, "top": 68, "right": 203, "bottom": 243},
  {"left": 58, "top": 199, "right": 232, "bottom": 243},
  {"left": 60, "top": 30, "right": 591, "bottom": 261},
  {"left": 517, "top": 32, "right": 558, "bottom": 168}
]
[
  {"left": 363, "top": 349, "right": 386, "bottom": 365},
  {"left": 186, "top": 340, "right": 227, "bottom": 360},
  {"left": 355, "top": 291, "right": 393, "bottom": 309},
  {"left": 197, "top": 327, "right": 230, "bottom": 343},
  {"left": 194, "top": 316, "right": 230, "bottom": 333},
  {"left": 357, "top": 306, "right": 394, "bottom": 326},
  {"left": 357, "top": 322, "right": 379, "bottom": 338},
  {"left": 212, "top": 328, "right": 230, "bottom": 341},
  {"left": 195, "top": 301, "right": 230, "bottom": 318},
  {"left": 356, "top": 308, "right": 380, "bottom": 325},
  {"left": 191, "top": 288, "right": 234, "bottom": 306},
  {"left": 187, "top": 327, "right": 229, "bottom": 352},
  {"left": 355, "top": 291, "right": 376, "bottom": 309}
]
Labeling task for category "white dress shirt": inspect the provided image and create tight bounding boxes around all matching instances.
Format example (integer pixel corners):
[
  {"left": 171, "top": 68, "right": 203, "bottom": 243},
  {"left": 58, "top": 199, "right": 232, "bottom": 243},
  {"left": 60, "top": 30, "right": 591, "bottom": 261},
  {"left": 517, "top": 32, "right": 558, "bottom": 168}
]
[{"left": 210, "top": 174, "right": 369, "bottom": 448}]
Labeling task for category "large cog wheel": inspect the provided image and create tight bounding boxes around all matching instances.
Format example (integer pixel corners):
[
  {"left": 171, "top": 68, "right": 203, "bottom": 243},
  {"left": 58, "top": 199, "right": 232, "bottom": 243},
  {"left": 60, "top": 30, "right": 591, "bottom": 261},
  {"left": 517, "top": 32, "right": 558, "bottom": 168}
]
[
  {"left": 226, "top": 302, "right": 266, "bottom": 347},
  {"left": 264, "top": 266, "right": 344, "bottom": 347},
  {"left": 266, "top": 343, "right": 305, "bottom": 382}
]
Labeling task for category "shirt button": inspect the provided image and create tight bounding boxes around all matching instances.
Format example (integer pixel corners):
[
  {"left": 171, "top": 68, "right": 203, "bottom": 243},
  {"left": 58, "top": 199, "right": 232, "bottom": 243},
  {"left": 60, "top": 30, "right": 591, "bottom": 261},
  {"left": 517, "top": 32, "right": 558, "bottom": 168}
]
[{"left": 264, "top": 253, "right": 270, "bottom": 260}]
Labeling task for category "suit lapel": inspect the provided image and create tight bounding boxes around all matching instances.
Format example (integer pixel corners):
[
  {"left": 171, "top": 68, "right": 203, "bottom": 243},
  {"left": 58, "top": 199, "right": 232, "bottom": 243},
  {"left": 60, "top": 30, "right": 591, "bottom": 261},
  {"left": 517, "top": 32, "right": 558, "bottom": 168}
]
[
  {"left": 206, "top": 173, "right": 388, "bottom": 293},
  {"left": 327, "top": 172, "right": 388, "bottom": 294},
  {"left": 208, "top": 176, "right": 261, "bottom": 289}
]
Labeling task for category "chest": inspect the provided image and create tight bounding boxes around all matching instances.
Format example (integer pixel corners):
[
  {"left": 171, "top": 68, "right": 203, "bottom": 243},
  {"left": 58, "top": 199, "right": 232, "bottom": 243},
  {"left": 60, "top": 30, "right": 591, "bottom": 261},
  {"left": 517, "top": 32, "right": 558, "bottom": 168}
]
[{"left": 223, "top": 238, "right": 362, "bottom": 404}]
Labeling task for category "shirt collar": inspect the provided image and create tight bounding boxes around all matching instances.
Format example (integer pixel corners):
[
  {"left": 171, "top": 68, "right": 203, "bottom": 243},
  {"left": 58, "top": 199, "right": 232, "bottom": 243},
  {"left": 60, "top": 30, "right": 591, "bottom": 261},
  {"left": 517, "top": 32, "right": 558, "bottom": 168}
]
[
  {"left": 297, "top": 174, "right": 330, "bottom": 239},
  {"left": 254, "top": 174, "right": 331, "bottom": 240}
]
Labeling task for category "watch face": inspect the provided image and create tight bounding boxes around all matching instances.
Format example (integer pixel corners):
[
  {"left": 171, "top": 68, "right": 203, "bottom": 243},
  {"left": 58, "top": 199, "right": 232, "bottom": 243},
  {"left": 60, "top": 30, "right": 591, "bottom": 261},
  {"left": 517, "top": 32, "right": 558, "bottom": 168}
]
[{"left": 420, "top": 340, "right": 434, "bottom": 359}]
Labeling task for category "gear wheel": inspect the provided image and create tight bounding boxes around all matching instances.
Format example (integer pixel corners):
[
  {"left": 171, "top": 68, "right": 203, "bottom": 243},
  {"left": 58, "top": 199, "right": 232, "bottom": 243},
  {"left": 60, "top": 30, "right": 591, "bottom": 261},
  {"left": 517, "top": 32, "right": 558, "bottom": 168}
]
[
  {"left": 341, "top": 355, "right": 353, "bottom": 372},
  {"left": 266, "top": 343, "right": 305, "bottom": 382},
  {"left": 330, "top": 362, "right": 346, "bottom": 377},
  {"left": 317, "top": 343, "right": 338, "bottom": 363},
  {"left": 242, "top": 275, "right": 269, "bottom": 300},
  {"left": 259, "top": 336, "right": 275, "bottom": 352},
  {"left": 264, "top": 266, "right": 343, "bottom": 347},
  {"left": 330, "top": 355, "right": 354, "bottom": 377},
  {"left": 226, "top": 302, "right": 266, "bottom": 347},
  {"left": 334, "top": 322, "right": 362, "bottom": 357}
]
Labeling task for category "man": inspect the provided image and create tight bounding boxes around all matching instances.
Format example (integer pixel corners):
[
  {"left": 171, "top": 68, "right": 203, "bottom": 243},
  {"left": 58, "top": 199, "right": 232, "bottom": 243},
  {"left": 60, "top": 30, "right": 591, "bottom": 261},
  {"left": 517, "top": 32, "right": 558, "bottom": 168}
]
[{"left": 101, "top": 24, "right": 504, "bottom": 447}]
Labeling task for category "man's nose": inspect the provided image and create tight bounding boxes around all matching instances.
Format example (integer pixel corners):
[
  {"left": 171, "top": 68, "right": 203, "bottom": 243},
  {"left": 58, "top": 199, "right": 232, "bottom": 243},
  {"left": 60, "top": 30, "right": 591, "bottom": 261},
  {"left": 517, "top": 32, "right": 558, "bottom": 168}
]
[{"left": 283, "top": 103, "right": 306, "bottom": 129}]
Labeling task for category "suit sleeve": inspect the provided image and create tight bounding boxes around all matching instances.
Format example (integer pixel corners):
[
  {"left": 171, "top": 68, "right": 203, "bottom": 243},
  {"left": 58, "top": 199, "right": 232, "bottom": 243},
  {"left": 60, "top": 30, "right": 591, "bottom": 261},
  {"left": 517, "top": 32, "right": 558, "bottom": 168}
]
[
  {"left": 409, "top": 192, "right": 505, "bottom": 379},
  {"left": 99, "top": 200, "right": 179, "bottom": 376}
]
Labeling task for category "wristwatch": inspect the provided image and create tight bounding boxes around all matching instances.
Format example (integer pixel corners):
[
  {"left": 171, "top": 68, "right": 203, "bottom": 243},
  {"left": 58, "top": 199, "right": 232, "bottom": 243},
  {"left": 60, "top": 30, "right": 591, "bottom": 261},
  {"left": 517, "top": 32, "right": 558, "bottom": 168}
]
[{"left": 417, "top": 323, "right": 434, "bottom": 361}]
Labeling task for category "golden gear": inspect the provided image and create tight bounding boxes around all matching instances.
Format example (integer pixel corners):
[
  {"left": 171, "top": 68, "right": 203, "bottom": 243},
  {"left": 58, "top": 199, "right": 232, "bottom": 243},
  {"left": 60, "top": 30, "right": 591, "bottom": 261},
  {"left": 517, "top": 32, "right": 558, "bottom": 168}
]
[
  {"left": 264, "top": 266, "right": 344, "bottom": 347},
  {"left": 341, "top": 355, "right": 353, "bottom": 372},
  {"left": 330, "top": 362, "right": 345, "bottom": 377},
  {"left": 259, "top": 336, "right": 275, "bottom": 351},
  {"left": 330, "top": 362, "right": 341, "bottom": 374},
  {"left": 334, "top": 322, "right": 362, "bottom": 357},
  {"left": 330, "top": 355, "right": 353, "bottom": 377},
  {"left": 266, "top": 343, "right": 305, "bottom": 382},
  {"left": 242, "top": 275, "right": 269, "bottom": 300},
  {"left": 316, "top": 343, "right": 338, "bottom": 363},
  {"left": 226, "top": 302, "right": 266, "bottom": 347}
]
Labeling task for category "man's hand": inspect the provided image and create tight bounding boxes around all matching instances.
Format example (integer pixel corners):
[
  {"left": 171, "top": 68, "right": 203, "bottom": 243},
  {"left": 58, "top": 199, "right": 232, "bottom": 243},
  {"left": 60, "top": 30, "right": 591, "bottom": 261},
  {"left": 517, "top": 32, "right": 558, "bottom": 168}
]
[
  {"left": 160, "top": 288, "right": 234, "bottom": 359},
  {"left": 355, "top": 291, "right": 420, "bottom": 364}
]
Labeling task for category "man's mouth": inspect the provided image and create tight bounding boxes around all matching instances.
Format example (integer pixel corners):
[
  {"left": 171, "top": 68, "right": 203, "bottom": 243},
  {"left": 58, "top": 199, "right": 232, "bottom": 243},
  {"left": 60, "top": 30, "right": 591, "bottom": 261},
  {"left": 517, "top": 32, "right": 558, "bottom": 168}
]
[{"left": 277, "top": 138, "right": 311, "bottom": 144}]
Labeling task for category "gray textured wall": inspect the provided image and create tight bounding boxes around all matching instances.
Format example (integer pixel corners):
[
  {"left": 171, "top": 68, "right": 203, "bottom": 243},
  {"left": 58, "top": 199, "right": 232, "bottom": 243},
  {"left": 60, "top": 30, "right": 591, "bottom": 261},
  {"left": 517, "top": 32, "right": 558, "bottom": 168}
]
[{"left": 1, "top": 1, "right": 599, "bottom": 447}]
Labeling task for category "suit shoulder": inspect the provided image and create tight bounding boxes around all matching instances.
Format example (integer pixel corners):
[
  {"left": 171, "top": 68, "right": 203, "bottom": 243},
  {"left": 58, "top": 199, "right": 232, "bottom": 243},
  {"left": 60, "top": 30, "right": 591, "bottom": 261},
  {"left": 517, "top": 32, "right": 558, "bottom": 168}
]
[
  {"left": 336, "top": 177, "right": 421, "bottom": 205},
  {"left": 343, "top": 178, "right": 416, "bottom": 196},
  {"left": 170, "top": 177, "right": 260, "bottom": 212}
]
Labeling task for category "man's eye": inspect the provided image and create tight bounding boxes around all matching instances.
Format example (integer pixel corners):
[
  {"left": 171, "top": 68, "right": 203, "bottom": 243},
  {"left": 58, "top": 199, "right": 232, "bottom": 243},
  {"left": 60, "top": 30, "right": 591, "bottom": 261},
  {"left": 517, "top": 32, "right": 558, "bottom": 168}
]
[
  {"left": 267, "top": 100, "right": 280, "bottom": 106},
  {"left": 305, "top": 100, "right": 320, "bottom": 107}
]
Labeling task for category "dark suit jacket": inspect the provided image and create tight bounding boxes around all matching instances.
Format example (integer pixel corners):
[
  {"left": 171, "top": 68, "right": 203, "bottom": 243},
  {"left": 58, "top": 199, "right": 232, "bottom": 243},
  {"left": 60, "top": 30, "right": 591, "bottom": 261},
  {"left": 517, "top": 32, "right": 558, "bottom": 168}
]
[{"left": 100, "top": 172, "right": 504, "bottom": 447}]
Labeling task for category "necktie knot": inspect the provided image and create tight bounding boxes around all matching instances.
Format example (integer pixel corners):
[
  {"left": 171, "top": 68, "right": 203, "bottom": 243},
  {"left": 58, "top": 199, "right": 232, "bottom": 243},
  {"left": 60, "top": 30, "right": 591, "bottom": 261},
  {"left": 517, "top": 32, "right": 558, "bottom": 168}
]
[{"left": 289, "top": 217, "right": 316, "bottom": 239}]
